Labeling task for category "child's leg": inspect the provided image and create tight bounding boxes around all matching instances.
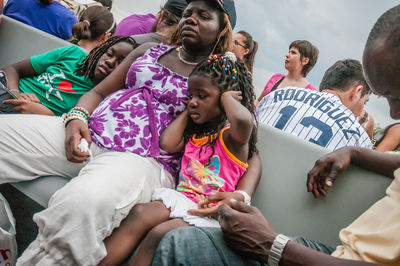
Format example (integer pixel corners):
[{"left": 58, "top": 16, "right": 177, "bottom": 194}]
[
  {"left": 99, "top": 201, "right": 170, "bottom": 266},
  {"left": 129, "top": 218, "right": 189, "bottom": 266}
]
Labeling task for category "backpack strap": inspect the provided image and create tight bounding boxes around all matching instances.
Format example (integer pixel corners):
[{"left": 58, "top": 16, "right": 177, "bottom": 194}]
[{"left": 269, "top": 76, "right": 285, "bottom": 93}]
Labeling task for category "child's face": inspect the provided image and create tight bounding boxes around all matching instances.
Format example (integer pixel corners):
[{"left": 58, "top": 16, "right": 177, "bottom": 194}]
[
  {"left": 92, "top": 41, "right": 134, "bottom": 84},
  {"left": 187, "top": 74, "right": 222, "bottom": 124}
]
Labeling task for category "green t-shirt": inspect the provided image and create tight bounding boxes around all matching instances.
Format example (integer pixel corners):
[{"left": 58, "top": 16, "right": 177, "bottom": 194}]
[{"left": 19, "top": 45, "right": 94, "bottom": 116}]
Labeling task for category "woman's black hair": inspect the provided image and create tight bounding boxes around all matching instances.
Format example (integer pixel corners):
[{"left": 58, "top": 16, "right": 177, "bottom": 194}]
[
  {"left": 184, "top": 53, "right": 258, "bottom": 163},
  {"left": 75, "top": 36, "right": 138, "bottom": 81}
]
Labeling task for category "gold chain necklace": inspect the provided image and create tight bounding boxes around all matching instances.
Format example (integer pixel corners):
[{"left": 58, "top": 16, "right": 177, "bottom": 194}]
[{"left": 176, "top": 46, "right": 201, "bottom": 66}]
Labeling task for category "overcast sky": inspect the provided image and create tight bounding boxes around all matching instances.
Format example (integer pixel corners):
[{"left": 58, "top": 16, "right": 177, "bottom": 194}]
[{"left": 112, "top": 0, "right": 399, "bottom": 128}]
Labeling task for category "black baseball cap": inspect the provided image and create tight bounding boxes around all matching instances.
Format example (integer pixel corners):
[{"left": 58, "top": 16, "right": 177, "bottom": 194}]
[
  {"left": 164, "top": 0, "right": 188, "bottom": 18},
  {"left": 186, "top": 0, "right": 237, "bottom": 29}
]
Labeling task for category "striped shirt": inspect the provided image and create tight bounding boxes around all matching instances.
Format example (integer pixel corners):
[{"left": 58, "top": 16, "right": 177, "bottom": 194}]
[{"left": 256, "top": 87, "right": 372, "bottom": 151}]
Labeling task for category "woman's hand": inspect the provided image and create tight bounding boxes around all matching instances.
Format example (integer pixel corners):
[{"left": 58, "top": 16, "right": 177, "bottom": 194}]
[
  {"left": 187, "top": 192, "right": 245, "bottom": 218},
  {"left": 17, "top": 92, "right": 40, "bottom": 103},
  {"left": 65, "top": 119, "right": 92, "bottom": 163}
]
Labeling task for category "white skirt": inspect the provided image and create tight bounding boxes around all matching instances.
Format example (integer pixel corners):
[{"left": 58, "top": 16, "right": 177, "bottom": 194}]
[{"left": 152, "top": 188, "right": 220, "bottom": 227}]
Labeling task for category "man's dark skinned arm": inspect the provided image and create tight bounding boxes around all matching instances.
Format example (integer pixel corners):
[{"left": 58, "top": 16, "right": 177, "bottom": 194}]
[
  {"left": 307, "top": 147, "right": 400, "bottom": 198},
  {"left": 218, "top": 200, "right": 382, "bottom": 266}
]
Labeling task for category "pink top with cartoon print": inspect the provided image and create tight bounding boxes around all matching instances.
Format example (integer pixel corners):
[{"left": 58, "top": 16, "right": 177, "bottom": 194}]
[
  {"left": 176, "top": 127, "right": 248, "bottom": 203},
  {"left": 263, "top": 73, "right": 317, "bottom": 97}
]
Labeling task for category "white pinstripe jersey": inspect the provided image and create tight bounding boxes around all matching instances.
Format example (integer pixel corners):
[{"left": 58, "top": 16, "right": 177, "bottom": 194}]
[{"left": 256, "top": 87, "right": 372, "bottom": 151}]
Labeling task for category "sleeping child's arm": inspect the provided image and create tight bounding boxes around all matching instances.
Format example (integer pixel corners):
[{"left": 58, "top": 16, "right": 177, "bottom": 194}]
[
  {"left": 2, "top": 59, "right": 37, "bottom": 96},
  {"left": 3, "top": 99, "right": 55, "bottom": 115},
  {"left": 159, "top": 109, "right": 189, "bottom": 153}
]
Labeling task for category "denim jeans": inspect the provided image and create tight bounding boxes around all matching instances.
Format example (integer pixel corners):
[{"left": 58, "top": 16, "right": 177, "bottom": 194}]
[
  {"left": 152, "top": 227, "right": 335, "bottom": 266},
  {"left": 291, "top": 236, "right": 335, "bottom": 255},
  {"left": 152, "top": 227, "right": 263, "bottom": 266}
]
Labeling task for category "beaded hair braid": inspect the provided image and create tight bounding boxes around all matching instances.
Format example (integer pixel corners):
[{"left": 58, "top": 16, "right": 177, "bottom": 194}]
[
  {"left": 184, "top": 53, "right": 258, "bottom": 162},
  {"left": 75, "top": 36, "right": 138, "bottom": 81}
]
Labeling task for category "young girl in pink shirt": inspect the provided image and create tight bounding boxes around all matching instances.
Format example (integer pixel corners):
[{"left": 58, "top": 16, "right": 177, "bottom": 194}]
[{"left": 99, "top": 52, "right": 259, "bottom": 265}]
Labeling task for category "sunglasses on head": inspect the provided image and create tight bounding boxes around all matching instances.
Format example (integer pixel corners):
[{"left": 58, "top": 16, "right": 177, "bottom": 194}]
[{"left": 234, "top": 40, "right": 246, "bottom": 49}]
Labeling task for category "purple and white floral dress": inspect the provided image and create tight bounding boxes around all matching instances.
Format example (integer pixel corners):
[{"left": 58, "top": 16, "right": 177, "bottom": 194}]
[{"left": 89, "top": 44, "right": 188, "bottom": 176}]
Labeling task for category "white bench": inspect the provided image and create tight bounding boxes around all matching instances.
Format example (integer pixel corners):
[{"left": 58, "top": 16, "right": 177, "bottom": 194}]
[{"left": 0, "top": 15, "right": 71, "bottom": 68}]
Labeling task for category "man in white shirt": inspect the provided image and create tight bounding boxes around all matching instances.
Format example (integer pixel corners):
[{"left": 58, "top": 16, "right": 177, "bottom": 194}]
[{"left": 256, "top": 59, "right": 371, "bottom": 151}]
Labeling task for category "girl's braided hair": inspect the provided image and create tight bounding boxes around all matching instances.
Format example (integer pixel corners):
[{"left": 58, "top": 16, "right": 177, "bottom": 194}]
[
  {"left": 184, "top": 52, "right": 258, "bottom": 163},
  {"left": 75, "top": 36, "right": 138, "bottom": 81}
]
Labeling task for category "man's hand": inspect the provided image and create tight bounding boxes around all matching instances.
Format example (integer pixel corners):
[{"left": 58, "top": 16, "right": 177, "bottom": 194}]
[
  {"left": 218, "top": 200, "right": 277, "bottom": 262},
  {"left": 307, "top": 147, "right": 353, "bottom": 198},
  {"left": 188, "top": 192, "right": 244, "bottom": 218}
]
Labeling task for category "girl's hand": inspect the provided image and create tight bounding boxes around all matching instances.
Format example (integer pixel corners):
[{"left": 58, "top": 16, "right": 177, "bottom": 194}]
[
  {"left": 221, "top": 90, "right": 242, "bottom": 102},
  {"left": 187, "top": 192, "right": 245, "bottom": 218},
  {"left": 65, "top": 119, "right": 92, "bottom": 163},
  {"left": 17, "top": 92, "right": 40, "bottom": 103},
  {"left": 3, "top": 99, "right": 54, "bottom": 115}
]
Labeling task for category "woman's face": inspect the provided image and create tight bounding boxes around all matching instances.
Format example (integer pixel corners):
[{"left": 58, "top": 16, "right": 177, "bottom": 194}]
[
  {"left": 232, "top": 33, "right": 249, "bottom": 60},
  {"left": 93, "top": 41, "right": 134, "bottom": 84},
  {"left": 178, "top": 1, "right": 221, "bottom": 52},
  {"left": 285, "top": 47, "right": 304, "bottom": 72}
]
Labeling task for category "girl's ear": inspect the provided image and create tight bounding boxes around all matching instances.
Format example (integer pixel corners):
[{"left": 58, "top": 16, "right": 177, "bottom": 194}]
[
  {"left": 302, "top": 57, "right": 309, "bottom": 66},
  {"left": 100, "top": 32, "right": 112, "bottom": 43}
]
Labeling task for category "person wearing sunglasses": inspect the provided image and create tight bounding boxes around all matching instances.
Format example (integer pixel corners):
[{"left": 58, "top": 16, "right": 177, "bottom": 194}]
[{"left": 232, "top": 30, "right": 258, "bottom": 76}]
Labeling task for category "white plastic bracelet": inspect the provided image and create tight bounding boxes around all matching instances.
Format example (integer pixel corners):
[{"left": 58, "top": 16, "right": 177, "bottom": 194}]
[
  {"left": 63, "top": 115, "right": 88, "bottom": 127},
  {"left": 234, "top": 190, "right": 251, "bottom": 205}
]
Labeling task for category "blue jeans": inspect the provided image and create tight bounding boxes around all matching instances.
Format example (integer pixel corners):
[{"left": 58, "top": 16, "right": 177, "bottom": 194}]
[
  {"left": 291, "top": 236, "right": 335, "bottom": 255},
  {"left": 152, "top": 227, "right": 335, "bottom": 266}
]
